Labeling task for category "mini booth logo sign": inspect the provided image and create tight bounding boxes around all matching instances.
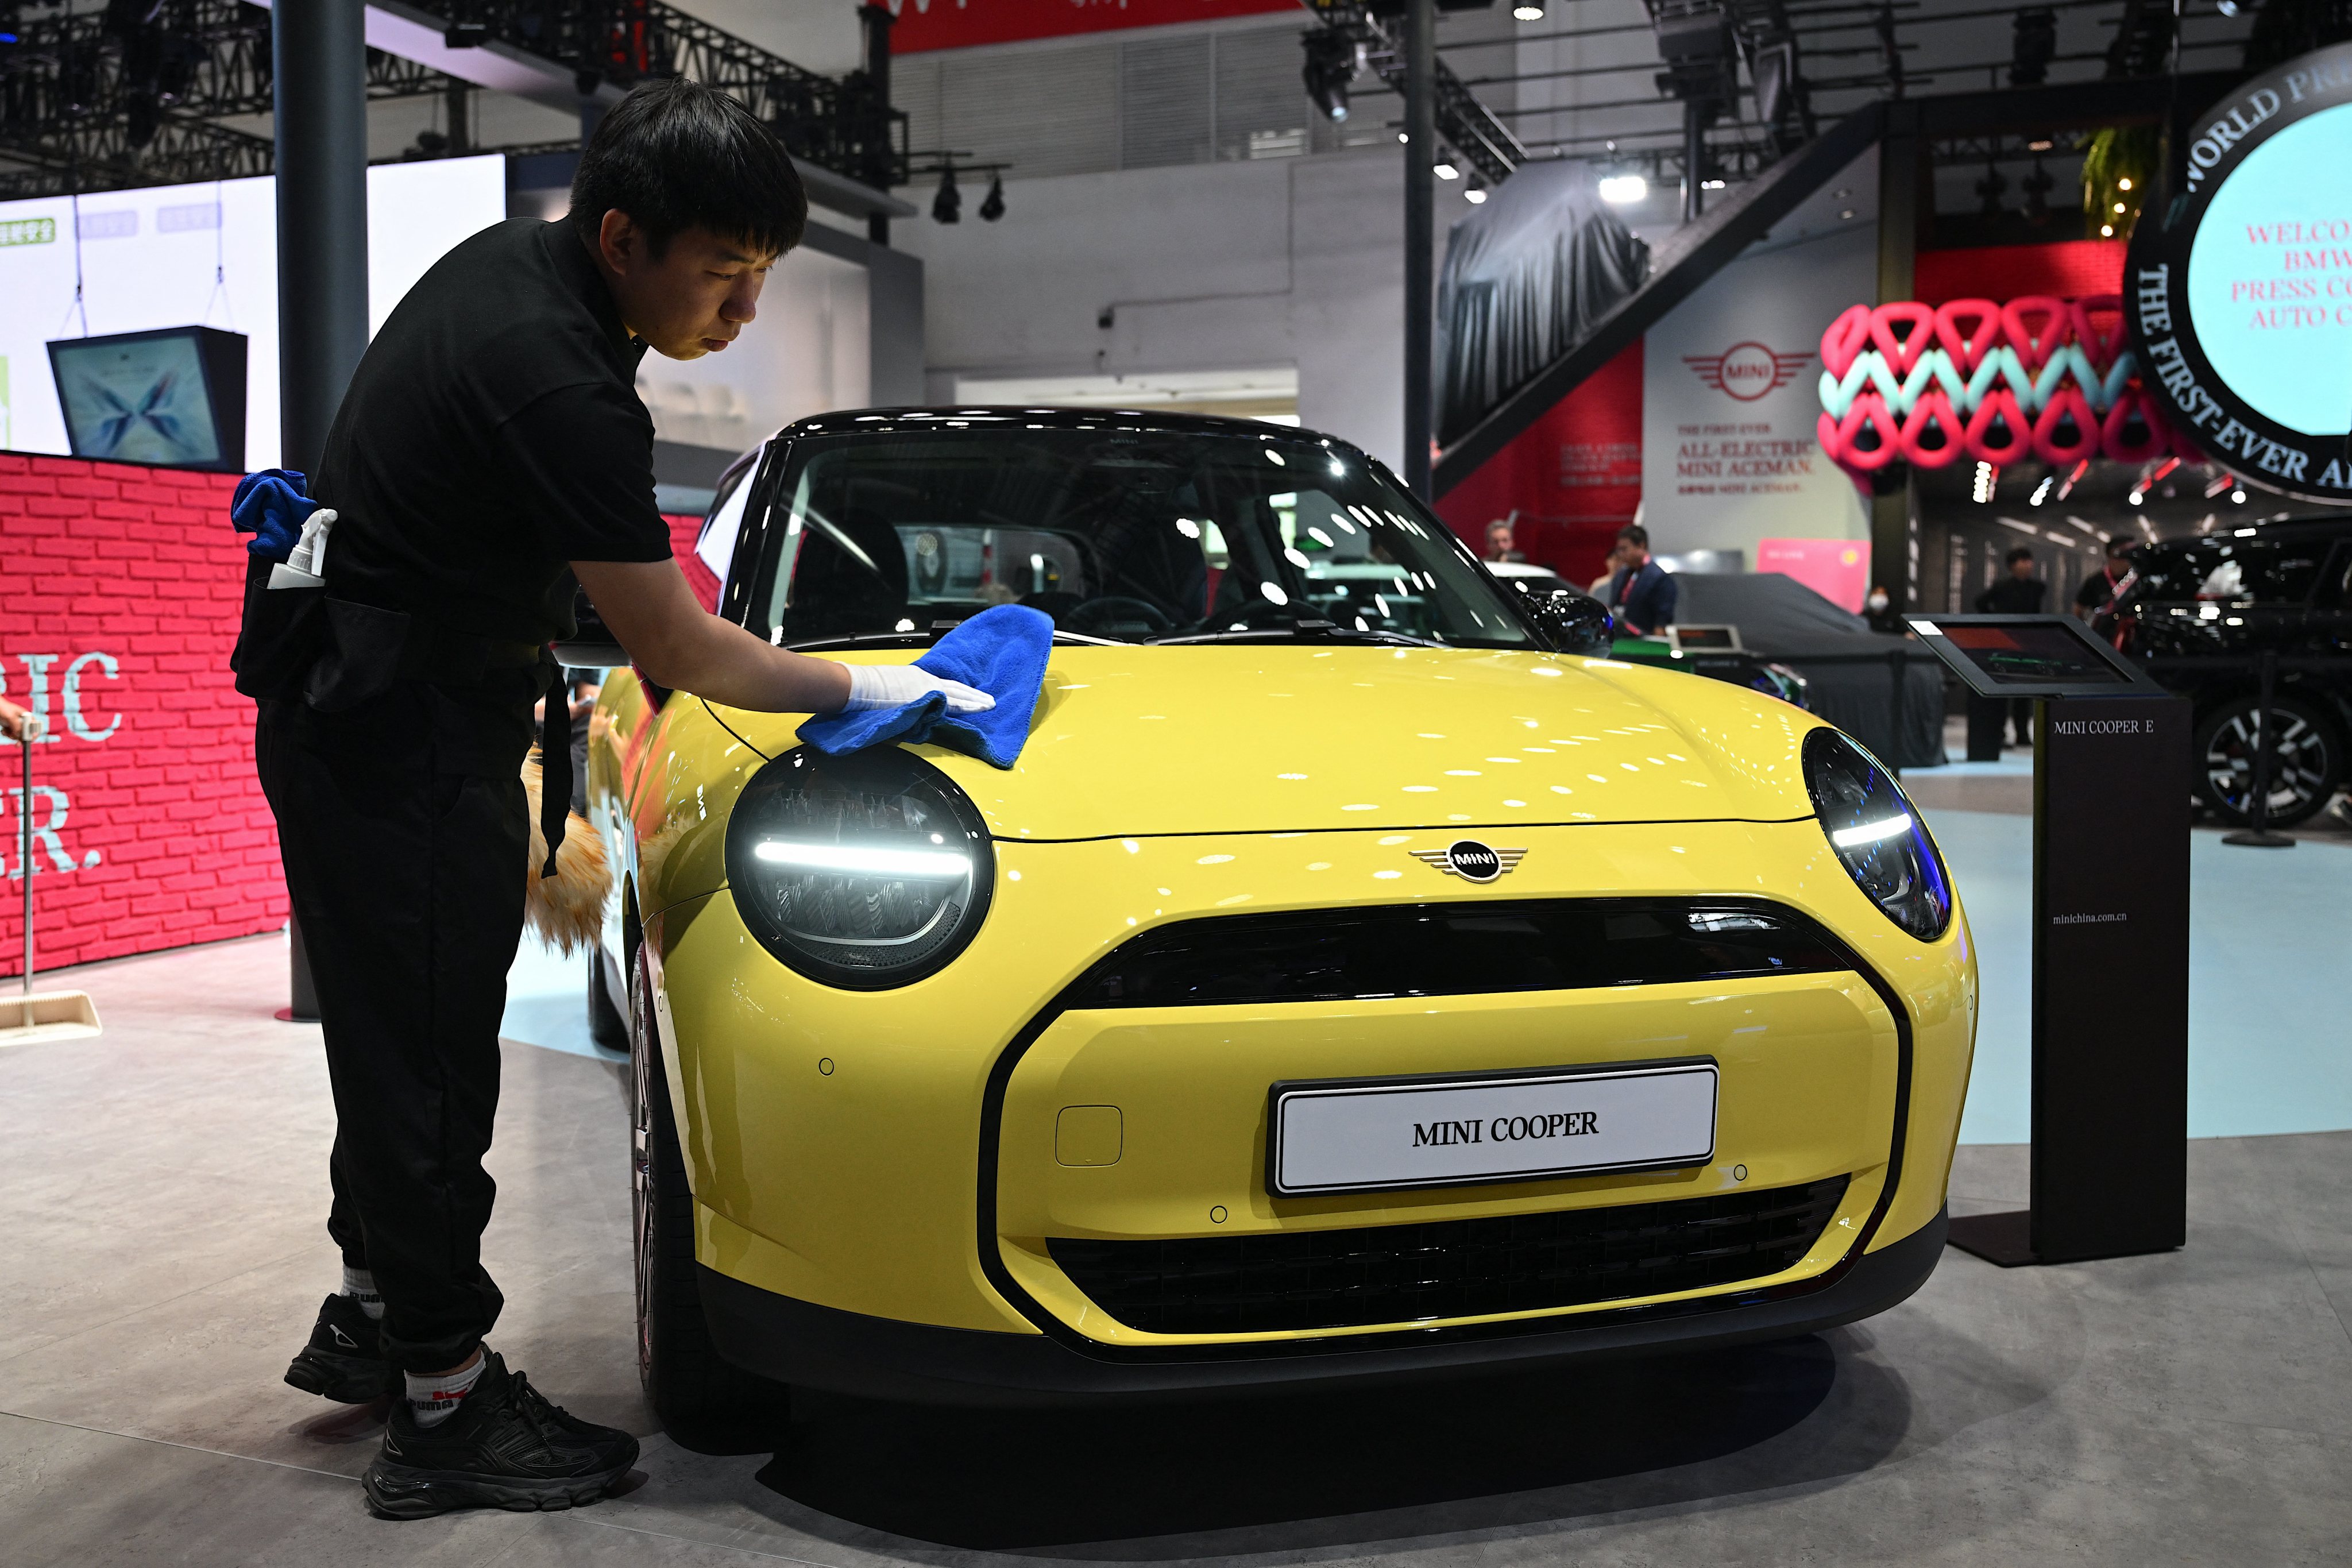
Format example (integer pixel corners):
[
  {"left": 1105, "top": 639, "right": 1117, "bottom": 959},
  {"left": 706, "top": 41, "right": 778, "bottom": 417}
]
[{"left": 1685, "top": 342, "right": 1812, "bottom": 401}]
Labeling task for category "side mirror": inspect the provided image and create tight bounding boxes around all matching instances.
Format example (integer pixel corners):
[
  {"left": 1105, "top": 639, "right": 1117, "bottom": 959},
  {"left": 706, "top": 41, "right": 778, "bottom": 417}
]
[
  {"left": 550, "top": 576, "right": 629, "bottom": 669},
  {"left": 1519, "top": 588, "right": 1615, "bottom": 655}
]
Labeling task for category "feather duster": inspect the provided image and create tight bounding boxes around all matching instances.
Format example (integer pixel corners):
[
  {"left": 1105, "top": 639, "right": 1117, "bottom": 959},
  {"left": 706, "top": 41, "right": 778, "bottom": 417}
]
[{"left": 521, "top": 751, "right": 611, "bottom": 956}]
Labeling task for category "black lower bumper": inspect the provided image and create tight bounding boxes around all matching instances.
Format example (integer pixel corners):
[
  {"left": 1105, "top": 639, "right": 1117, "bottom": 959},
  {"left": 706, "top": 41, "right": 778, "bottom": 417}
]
[{"left": 699, "top": 1207, "right": 1948, "bottom": 1405}]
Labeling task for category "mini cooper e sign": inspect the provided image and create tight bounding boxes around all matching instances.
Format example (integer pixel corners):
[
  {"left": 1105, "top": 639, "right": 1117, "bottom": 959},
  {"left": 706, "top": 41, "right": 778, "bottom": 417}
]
[{"left": 1409, "top": 840, "right": 1527, "bottom": 882}]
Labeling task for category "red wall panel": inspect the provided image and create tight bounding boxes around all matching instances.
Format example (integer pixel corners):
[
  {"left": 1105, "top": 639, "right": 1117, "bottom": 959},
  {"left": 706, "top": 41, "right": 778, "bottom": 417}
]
[
  {"left": 888, "top": 0, "right": 1295, "bottom": 54},
  {"left": 0, "top": 455, "right": 283, "bottom": 979},
  {"left": 1434, "top": 339, "right": 1644, "bottom": 590},
  {"left": 1914, "top": 240, "right": 2128, "bottom": 307}
]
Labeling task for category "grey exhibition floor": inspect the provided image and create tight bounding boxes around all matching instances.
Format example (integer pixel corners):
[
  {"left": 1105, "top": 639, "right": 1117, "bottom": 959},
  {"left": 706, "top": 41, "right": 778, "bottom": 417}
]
[{"left": 6, "top": 935, "right": 2351, "bottom": 1564}]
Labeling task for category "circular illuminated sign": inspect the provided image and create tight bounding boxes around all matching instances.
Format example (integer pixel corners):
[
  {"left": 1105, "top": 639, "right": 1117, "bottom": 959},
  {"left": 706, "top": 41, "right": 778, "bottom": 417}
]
[{"left": 2127, "top": 43, "right": 2352, "bottom": 501}]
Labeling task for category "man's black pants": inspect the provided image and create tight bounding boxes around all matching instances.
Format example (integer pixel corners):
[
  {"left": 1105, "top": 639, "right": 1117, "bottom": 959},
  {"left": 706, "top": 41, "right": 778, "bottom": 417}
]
[{"left": 257, "top": 686, "right": 530, "bottom": 1374}]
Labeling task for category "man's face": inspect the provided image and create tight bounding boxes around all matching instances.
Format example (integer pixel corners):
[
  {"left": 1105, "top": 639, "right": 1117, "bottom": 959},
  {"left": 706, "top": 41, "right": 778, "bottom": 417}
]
[
  {"left": 2010, "top": 556, "right": 2036, "bottom": 580},
  {"left": 1486, "top": 523, "right": 1514, "bottom": 557},
  {"left": 1614, "top": 538, "right": 1644, "bottom": 569},
  {"left": 593, "top": 211, "right": 777, "bottom": 360}
]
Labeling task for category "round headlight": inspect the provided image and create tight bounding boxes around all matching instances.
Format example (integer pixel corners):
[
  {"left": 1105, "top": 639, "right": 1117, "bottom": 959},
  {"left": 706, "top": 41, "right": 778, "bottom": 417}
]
[
  {"left": 1802, "top": 728, "right": 1952, "bottom": 941},
  {"left": 724, "top": 747, "right": 994, "bottom": 989}
]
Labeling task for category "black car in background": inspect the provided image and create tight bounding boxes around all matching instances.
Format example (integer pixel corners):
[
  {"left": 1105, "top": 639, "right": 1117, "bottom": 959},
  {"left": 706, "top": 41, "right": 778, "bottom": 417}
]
[{"left": 2119, "top": 517, "right": 2352, "bottom": 826}]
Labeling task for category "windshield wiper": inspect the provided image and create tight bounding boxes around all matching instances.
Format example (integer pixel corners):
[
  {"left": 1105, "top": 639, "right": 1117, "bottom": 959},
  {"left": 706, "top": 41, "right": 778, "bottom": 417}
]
[{"left": 1147, "top": 622, "right": 1445, "bottom": 648}]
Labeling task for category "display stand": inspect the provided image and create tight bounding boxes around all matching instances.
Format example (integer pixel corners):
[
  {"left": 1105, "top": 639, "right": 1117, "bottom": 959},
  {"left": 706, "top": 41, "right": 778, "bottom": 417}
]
[{"left": 1905, "top": 616, "right": 2191, "bottom": 1266}]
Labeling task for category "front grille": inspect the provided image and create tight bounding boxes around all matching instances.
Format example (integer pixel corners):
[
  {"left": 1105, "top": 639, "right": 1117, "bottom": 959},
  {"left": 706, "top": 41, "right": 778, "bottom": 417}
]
[
  {"left": 1062, "top": 899, "right": 1849, "bottom": 1009},
  {"left": 1048, "top": 1176, "right": 1849, "bottom": 1335}
]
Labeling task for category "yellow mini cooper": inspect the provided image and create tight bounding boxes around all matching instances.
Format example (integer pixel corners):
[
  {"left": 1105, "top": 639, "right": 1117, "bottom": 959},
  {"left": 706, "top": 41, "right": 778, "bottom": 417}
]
[{"left": 583, "top": 409, "right": 1974, "bottom": 1421}]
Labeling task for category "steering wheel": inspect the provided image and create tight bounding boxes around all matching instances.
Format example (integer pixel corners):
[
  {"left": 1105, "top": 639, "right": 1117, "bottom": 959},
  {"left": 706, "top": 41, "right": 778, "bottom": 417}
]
[{"left": 1064, "top": 596, "right": 1175, "bottom": 637}]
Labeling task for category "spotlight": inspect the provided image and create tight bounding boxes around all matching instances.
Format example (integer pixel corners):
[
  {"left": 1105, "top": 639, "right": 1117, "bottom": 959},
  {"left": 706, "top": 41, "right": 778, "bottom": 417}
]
[
  {"left": 2101, "top": 223, "right": 2114, "bottom": 237},
  {"left": 1599, "top": 173, "right": 1647, "bottom": 204},
  {"left": 1976, "top": 160, "right": 2007, "bottom": 218},
  {"left": 1973, "top": 461, "right": 1998, "bottom": 504},
  {"left": 2232, "top": 489, "right": 2247, "bottom": 503},
  {"left": 933, "top": 163, "right": 961, "bottom": 223},
  {"left": 2009, "top": 7, "right": 2057, "bottom": 88},
  {"left": 979, "top": 174, "right": 1005, "bottom": 222},
  {"left": 1434, "top": 161, "right": 1459, "bottom": 180},
  {"left": 2030, "top": 474, "right": 2054, "bottom": 506},
  {"left": 1513, "top": 2, "right": 1546, "bottom": 18},
  {"left": 1464, "top": 181, "right": 1489, "bottom": 203},
  {"left": 2022, "top": 156, "right": 2053, "bottom": 226},
  {"left": 1301, "top": 29, "right": 1359, "bottom": 123},
  {"left": 2118, "top": 176, "right": 2133, "bottom": 191}
]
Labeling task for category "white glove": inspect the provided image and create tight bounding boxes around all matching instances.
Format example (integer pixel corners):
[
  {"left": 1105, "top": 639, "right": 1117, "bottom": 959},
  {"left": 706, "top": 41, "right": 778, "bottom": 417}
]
[{"left": 843, "top": 663, "right": 997, "bottom": 715}]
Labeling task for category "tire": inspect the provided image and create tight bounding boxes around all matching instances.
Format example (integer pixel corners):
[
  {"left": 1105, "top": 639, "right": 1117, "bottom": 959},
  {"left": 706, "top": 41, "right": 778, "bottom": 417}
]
[
  {"left": 629, "top": 947, "right": 786, "bottom": 1427},
  {"left": 2192, "top": 694, "right": 2346, "bottom": 828},
  {"left": 587, "top": 947, "right": 628, "bottom": 1052}
]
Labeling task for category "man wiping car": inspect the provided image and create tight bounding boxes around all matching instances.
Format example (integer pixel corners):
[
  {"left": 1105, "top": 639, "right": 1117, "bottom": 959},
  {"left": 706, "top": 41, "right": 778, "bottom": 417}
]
[{"left": 236, "top": 79, "right": 988, "bottom": 1519}]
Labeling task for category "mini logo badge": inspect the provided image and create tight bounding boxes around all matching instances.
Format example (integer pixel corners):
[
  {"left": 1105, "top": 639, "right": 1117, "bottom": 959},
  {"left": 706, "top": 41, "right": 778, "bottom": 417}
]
[
  {"left": 1683, "top": 342, "right": 1812, "bottom": 401},
  {"left": 1409, "top": 840, "right": 1527, "bottom": 883}
]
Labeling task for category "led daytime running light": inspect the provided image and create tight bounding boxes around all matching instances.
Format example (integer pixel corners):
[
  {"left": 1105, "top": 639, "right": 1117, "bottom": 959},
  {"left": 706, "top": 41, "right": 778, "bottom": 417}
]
[
  {"left": 754, "top": 841, "right": 972, "bottom": 879},
  {"left": 1830, "top": 812, "right": 1913, "bottom": 848}
]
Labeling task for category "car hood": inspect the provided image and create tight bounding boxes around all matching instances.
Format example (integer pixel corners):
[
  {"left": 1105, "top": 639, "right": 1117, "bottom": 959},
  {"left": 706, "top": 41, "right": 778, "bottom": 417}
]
[{"left": 706, "top": 645, "right": 1821, "bottom": 841}]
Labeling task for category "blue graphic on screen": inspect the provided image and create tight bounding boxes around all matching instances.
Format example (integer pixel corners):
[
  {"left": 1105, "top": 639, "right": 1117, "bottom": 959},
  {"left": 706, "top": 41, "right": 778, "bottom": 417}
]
[
  {"left": 52, "top": 331, "right": 222, "bottom": 465},
  {"left": 2187, "top": 103, "right": 2352, "bottom": 437}
]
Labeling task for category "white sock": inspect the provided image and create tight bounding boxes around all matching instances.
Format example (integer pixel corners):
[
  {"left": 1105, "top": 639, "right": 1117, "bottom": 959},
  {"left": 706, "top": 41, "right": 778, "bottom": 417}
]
[
  {"left": 340, "top": 1266, "right": 385, "bottom": 1322},
  {"left": 405, "top": 1354, "right": 486, "bottom": 1428}
]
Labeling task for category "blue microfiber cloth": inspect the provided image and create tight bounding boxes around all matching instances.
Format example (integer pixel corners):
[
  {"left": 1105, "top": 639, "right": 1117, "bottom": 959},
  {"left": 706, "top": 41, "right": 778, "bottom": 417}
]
[
  {"left": 798, "top": 604, "right": 1053, "bottom": 770},
  {"left": 230, "top": 468, "right": 318, "bottom": 562}
]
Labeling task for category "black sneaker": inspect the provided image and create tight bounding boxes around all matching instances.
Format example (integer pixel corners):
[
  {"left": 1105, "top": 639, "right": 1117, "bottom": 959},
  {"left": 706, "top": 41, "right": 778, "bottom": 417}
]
[
  {"left": 285, "top": 1293, "right": 394, "bottom": 1404},
  {"left": 361, "top": 1352, "right": 639, "bottom": 1520}
]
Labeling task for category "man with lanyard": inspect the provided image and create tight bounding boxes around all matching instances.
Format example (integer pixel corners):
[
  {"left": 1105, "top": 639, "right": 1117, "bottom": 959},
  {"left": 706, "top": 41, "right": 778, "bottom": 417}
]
[
  {"left": 2074, "top": 535, "right": 2138, "bottom": 647},
  {"left": 244, "top": 81, "right": 988, "bottom": 1519},
  {"left": 1604, "top": 523, "right": 1677, "bottom": 638}
]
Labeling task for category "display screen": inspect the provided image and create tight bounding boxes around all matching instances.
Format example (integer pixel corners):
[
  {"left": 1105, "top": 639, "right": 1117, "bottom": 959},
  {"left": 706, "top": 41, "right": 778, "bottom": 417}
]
[
  {"left": 51, "top": 331, "right": 221, "bottom": 465},
  {"left": 2186, "top": 102, "right": 2352, "bottom": 438},
  {"left": 1937, "top": 622, "right": 2133, "bottom": 688}
]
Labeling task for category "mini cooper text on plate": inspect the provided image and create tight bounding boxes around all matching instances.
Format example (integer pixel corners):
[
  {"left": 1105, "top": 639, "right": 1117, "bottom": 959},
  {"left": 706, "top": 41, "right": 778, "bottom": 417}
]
[{"left": 581, "top": 408, "right": 1975, "bottom": 1420}]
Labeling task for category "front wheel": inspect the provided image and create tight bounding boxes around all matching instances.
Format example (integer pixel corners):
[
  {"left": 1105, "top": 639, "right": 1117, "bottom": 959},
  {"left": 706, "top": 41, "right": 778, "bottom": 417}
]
[
  {"left": 629, "top": 946, "right": 786, "bottom": 1427},
  {"left": 2192, "top": 694, "right": 2346, "bottom": 828}
]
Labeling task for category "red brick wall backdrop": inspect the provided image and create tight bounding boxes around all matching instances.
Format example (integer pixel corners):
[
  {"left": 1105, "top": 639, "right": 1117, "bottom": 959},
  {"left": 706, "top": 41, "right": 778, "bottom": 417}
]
[
  {"left": 0, "top": 454, "right": 282, "bottom": 980},
  {"left": 0, "top": 468, "right": 720, "bottom": 980}
]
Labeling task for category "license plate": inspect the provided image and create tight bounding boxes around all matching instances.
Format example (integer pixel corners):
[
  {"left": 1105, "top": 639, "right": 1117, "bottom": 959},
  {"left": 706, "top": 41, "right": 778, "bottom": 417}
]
[{"left": 1266, "top": 1058, "right": 1718, "bottom": 1198}]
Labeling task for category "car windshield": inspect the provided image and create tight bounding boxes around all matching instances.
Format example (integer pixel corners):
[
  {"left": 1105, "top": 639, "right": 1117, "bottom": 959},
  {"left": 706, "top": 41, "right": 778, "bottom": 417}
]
[{"left": 740, "top": 425, "right": 1534, "bottom": 649}]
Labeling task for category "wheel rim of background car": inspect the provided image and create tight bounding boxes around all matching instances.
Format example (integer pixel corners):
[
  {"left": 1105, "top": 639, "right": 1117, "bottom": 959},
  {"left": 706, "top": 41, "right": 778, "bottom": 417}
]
[{"left": 2203, "top": 706, "right": 2336, "bottom": 822}]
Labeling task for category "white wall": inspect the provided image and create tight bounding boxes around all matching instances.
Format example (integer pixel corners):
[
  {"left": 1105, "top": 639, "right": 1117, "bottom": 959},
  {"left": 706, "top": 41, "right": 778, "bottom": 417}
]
[
  {"left": 1640, "top": 213, "right": 1877, "bottom": 562},
  {"left": 0, "top": 156, "right": 507, "bottom": 470},
  {"left": 895, "top": 143, "right": 1439, "bottom": 472}
]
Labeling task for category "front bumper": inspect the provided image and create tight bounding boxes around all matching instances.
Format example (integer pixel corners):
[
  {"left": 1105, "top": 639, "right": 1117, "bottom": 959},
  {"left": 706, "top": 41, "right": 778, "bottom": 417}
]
[{"left": 700, "top": 1205, "right": 1948, "bottom": 1405}]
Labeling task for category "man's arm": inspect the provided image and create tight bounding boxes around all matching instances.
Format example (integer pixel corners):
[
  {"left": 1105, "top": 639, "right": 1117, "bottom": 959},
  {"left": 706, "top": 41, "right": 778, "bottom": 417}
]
[{"left": 572, "top": 558, "right": 851, "bottom": 712}]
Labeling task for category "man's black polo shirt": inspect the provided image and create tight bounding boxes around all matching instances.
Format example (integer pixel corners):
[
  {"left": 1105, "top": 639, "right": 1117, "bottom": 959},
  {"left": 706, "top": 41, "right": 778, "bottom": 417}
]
[{"left": 315, "top": 218, "right": 674, "bottom": 650}]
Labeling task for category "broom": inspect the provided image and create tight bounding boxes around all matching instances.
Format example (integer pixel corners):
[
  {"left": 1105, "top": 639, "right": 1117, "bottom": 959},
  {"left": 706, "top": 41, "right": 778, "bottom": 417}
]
[{"left": 5, "top": 712, "right": 101, "bottom": 1045}]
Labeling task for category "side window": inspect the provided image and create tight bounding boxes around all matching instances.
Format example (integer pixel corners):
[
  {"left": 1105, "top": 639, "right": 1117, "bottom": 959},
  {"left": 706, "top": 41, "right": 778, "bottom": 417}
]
[{"left": 693, "top": 458, "right": 758, "bottom": 591}]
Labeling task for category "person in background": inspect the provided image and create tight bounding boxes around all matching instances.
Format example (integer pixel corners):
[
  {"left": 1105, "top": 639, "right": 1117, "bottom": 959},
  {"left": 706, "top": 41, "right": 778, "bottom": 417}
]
[
  {"left": 1604, "top": 523, "right": 1677, "bottom": 638},
  {"left": 563, "top": 669, "right": 600, "bottom": 815},
  {"left": 1863, "top": 585, "right": 1905, "bottom": 635},
  {"left": 1976, "top": 546, "right": 2046, "bottom": 746},
  {"left": 2075, "top": 536, "right": 2137, "bottom": 646},
  {"left": 1483, "top": 516, "right": 1525, "bottom": 563}
]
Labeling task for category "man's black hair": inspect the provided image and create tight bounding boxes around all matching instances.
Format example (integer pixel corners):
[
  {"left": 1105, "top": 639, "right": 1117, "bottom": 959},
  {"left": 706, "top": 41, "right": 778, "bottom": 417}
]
[
  {"left": 569, "top": 78, "right": 807, "bottom": 258},
  {"left": 2106, "top": 535, "right": 2135, "bottom": 557},
  {"left": 2006, "top": 545, "right": 2036, "bottom": 566},
  {"left": 1617, "top": 523, "right": 1650, "bottom": 550}
]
